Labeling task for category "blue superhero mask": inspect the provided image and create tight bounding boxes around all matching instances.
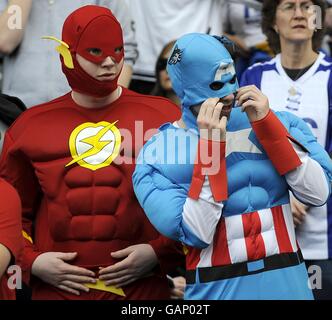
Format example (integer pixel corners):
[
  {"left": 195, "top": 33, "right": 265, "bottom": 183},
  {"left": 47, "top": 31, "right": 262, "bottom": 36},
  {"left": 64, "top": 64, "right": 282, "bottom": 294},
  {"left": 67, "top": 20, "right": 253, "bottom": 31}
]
[{"left": 167, "top": 33, "right": 239, "bottom": 130}]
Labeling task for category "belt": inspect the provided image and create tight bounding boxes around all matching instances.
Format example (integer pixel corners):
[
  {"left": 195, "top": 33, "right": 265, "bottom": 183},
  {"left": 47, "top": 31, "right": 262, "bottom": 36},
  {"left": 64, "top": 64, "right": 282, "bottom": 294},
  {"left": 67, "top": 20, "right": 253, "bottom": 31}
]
[{"left": 186, "top": 250, "right": 304, "bottom": 284}]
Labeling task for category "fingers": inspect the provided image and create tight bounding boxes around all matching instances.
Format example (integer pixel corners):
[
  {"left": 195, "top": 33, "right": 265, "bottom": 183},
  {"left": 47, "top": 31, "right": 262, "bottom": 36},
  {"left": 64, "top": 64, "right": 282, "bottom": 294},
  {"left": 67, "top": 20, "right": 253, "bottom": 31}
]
[
  {"left": 211, "top": 102, "right": 223, "bottom": 123},
  {"left": 110, "top": 247, "right": 132, "bottom": 259},
  {"left": 58, "top": 284, "right": 81, "bottom": 296},
  {"left": 198, "top": 97, "right": 220, "bottom": 119},
  {"left": 99, "top": 258, "right": 130, "bottom": 275},
  {"left": 104, "top": 275, "right": 135, "bottom": 287},
  {"left": 99, "top": 269, "right": 128, "bottom": 281},
  {"left": 56, "top": 252, "right": 77, "bottom": 261},
  {"left": 170, "top": 288, "right": 185, "bottom": 299},
  {"left": 292, "top": 209, "right": 306, "bottom": 227},
  {"left": 204, "top": 101, "right": 215, "bottom": 121},
  {"left": 59, "top": 280, "right": 90, "bottom": 294},
  {"left": 236, "top": 85, "right": 259, "bottom": 97},
  {"left": 236, "top": 86, "right": 269, "bottom": 121},
  {"left": 61, "top": 264, "right": 95, "bottom": 277},
  {"left": 62, "top": 274, "right": 96, "bottom": 284},
  {"left": 291, "top": 197, "right": 308, "bottom": 227},
  {"left": 293, "top": 216, "right": 302, "bottom": 227},
  {"left": 240, "top": 99, "right": 260, "bottom": 112},
  {"left": 293, "top": 200, "right": 308, "bottom": 216},
  {"left": 237, "top": 91, "right": 260, "bottom": 107},
  {"left": 219, "top": 115, "right": 228, "bottom": 130}
]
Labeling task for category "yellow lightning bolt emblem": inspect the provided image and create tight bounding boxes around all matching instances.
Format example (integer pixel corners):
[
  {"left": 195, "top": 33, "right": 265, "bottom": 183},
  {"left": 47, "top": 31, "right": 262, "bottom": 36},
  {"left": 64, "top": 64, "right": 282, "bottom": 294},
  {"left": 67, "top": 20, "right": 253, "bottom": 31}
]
[{"left": 66, "top": 121, "right": 121, "bottom": 171}]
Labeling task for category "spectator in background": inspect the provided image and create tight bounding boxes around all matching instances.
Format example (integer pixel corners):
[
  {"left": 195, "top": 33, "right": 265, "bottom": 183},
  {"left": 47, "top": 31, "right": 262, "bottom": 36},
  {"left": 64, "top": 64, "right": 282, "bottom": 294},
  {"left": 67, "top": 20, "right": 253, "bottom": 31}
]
[
  {"left": 322, "top": 1, "right": 332, "bottom": 55},
  {"left": 126, "top": 0, "right": 265, "bottom": 95},
  {"left": 0, "top": 178, "right": 22, "bottom": 300},
  {"left": 126, "top": 0, "right": 226, "bottom": 94},
  {"left": 223, "top": 0, "right": 272, "bottom": 78},
  {"left": 151, "top": 40, "right": 180, "bottom": 106},
  {"left": 241, "top": 0, "right": 332, "bottom": 299},
  {"left": 0, "top": 0, "right": 138, "bottom": 107},
  {"left": 0, "top": 93, "right": 26, "bottom": 153}
]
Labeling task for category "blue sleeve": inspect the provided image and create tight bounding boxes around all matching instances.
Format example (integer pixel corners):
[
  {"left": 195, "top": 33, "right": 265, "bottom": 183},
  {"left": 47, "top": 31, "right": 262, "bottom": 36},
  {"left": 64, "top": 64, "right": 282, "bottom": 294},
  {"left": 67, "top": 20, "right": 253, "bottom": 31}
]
[
  {"left": 133, "top": 134, "right": 209, "bottom": 249},
  {"left": 278, "top": 111, "right": 332, "bottom": 190}
]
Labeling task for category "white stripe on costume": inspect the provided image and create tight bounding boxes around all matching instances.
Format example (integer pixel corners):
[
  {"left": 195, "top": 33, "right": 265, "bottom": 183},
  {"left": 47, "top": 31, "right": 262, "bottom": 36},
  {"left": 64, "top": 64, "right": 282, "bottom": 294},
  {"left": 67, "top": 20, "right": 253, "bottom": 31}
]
[
  {"left": 258, "top": 209, "right": 280, "bottom": 257},
  {"left": 225, "top": 214, "right": 248, "bottom": 264}
]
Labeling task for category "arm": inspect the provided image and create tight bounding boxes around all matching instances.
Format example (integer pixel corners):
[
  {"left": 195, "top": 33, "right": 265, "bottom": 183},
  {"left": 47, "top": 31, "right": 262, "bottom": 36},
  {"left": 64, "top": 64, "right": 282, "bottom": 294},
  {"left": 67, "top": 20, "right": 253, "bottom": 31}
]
[
  {"left": 118, "top": 63, "right": 133, "bottom": 88},
  {"left": 237, "top": 85, "right": 332, "bottom": 207},
  {"left": 285, "top": 143, "right": 329, "bottom": 206},
  {"left": 0, "top": 132, "right": 43, "bottom": 281},
  {"left": 134, "top": 164, "right": 223, "bottom": 249},
  {"left": 133, "top": 98, "right": 228, "bottom": 248},
  {"left": 251, "top": 110, "right": 331, "bottom": 206},
  {"left": 0, "top": 179, "right": 22, "bottom": 279},
  {"left": 0, "top": 244, "right": 11, "bottom": 278},
  {"left": 0, "top": 0, "right": 32, "bottom": 54}
]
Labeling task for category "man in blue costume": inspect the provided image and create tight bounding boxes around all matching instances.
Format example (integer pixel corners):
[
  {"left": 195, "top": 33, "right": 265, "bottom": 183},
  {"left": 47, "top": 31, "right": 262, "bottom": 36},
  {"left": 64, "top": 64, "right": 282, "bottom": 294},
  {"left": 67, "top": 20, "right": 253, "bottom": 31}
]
[{"left": 133, "top": 33, "right": 332, "bottom": 300}]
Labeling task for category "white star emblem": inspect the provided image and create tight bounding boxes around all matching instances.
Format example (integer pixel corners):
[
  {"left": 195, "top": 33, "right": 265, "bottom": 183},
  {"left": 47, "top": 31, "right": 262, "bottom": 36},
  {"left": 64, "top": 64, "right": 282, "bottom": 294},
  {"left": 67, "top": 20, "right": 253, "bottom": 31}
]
[{"left": 226, "top": 128, "right": 262, "bottom": 157}]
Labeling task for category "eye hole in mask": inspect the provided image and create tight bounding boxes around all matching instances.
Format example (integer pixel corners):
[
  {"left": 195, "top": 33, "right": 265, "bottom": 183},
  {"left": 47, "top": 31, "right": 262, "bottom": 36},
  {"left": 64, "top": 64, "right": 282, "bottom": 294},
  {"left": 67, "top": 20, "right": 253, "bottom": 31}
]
[
  {"left": 87, "top": 48, "right": 103, "bottom": 57},
  {"left": 114, "top": 46, "right": 124, "bottom": 54},
  {"left": 209, "top": 81, "right": 225, "bottom": 91},
  {"left": 229, "top": 75, "right": 237, "bottom": 84}
]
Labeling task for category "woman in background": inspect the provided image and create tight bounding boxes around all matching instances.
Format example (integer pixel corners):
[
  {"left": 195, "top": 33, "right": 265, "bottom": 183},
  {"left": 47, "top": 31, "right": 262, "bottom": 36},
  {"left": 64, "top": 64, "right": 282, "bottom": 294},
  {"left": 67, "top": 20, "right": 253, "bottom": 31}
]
[{"left": 241, "top": 0, "right": 332, "bottom": 300}]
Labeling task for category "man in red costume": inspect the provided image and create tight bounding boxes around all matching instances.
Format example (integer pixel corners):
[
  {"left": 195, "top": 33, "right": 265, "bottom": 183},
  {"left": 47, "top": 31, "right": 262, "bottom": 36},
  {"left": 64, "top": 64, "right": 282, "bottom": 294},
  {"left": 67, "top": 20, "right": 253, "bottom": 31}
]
[
  {"left": 0, "top": 178, "right": 22, "bottom": 300},
  {"left": 0, "top": 5, "right": 182, "bottom": 300}
]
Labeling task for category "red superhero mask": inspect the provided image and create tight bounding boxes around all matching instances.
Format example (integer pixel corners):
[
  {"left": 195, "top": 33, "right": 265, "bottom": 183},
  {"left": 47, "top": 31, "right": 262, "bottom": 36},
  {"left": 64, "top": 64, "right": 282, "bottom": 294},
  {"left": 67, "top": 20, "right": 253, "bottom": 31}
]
[{"left": 61, "top": 5, "right": 124, "bottom": 97}]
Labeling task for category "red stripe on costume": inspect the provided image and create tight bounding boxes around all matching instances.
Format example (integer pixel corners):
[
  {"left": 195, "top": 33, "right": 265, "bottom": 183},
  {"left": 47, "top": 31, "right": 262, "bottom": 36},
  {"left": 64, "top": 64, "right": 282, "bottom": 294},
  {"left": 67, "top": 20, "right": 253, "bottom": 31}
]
[
  {"left": 212, "top": 218, "right": 232, "bottom": 266},
  {"left": 186, "top": 247, "right": 201, "bottom": 270},
  {"left": 271, "top": 206, "right": 294, "bottom": 253},
  {"left": 188, "top": 139, "right": 228, "bottom": 202},
  {"left": 242, "top": 212, "right": 266, "bottom": 261}
]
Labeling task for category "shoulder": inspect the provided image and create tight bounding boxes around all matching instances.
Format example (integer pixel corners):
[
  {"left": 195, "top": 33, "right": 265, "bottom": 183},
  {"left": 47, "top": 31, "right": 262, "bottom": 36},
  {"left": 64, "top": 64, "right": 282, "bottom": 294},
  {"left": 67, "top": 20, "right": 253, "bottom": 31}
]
[
  {"left": 315, "top": 53, "right": 332, "bottom": 78},
  {"left": 276, "top": 111, "right": 323, "bottom": 151},
  {"left": 276, "top": 111, "right": 313, "bottom": 136},
  {"left": 245, "top": 57, "right": 277, "bottom": 74},
  {"left": 241, "top": 57, "right": 277, "bottom": 85},
  {"left": 6, "top": 93, "right": 71, "bottom": 137}
]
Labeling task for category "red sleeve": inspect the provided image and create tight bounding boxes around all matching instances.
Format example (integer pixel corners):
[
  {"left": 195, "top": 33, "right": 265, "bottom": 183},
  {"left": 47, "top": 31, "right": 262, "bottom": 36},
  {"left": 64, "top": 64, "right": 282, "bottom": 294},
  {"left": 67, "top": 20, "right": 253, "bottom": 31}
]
[
  {"left": 0, "top": 178, "right": 23, "bottom": 300},
  {"left": 0, "top": 178, "right": 22, "bottom": 262},
  {"left": 251, "top": 110, "right": 302, "bottom": 175},
  {"left": 0, "top": 132, "right": 43, "bottom": 283},
  {"left": 149, "top": 235, "right": 185, "bottom": 275},
  {"left": 188, "top": 139, "right": 228, "bottom": 202}
]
